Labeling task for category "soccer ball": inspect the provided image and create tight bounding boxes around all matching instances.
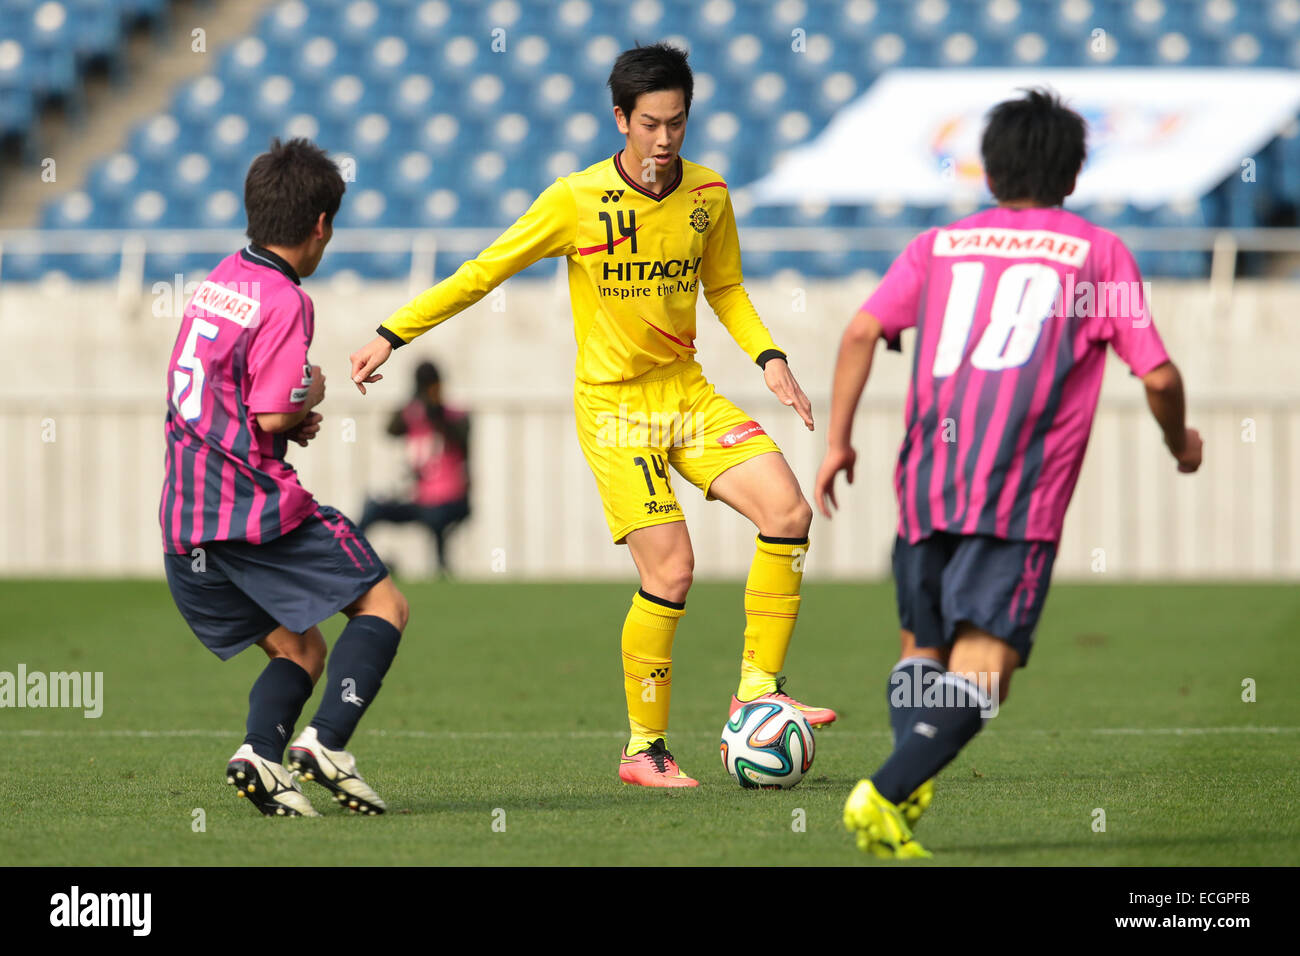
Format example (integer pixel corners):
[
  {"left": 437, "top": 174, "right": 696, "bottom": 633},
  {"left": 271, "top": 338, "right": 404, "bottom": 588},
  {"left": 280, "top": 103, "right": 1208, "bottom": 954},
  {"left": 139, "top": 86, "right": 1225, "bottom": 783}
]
[{"left": 720, "top": 700, "right": 815, "bottom": 789}]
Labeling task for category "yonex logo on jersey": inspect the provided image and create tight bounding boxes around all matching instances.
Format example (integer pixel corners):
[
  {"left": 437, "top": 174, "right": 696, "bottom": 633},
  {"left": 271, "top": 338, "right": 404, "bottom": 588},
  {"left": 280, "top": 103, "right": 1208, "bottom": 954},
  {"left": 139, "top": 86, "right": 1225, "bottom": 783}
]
[
  {"left": 717, "top": 421, "right": 766, "bottom": 448},
  {"left": 935, "top": 227, "right": 1091, "bottom": 268},
  {"left": 601, "top": 190, "right": 625, "bottom": 203},
  {"left": 190, "top": 280, "right": 262, "bottom": 327}
]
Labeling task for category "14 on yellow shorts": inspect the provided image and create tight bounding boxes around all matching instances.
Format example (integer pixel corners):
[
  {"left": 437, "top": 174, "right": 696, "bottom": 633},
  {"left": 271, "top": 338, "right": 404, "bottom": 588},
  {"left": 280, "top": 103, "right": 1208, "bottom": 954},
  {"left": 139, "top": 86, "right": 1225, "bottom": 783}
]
[{"left": 574, "top": 360, "right": 782, "bottom": 543}]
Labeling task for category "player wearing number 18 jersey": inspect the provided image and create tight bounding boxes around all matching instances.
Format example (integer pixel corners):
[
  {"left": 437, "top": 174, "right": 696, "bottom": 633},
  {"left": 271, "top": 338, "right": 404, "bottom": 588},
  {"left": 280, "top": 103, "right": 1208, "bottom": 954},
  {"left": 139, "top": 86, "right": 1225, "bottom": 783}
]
[
  {"left": 161, "top": 139, "right": 408, "bottom": 817},
  {"left": 815, "top": 89, "right": 1203, "bottom": 856},
  {"left": 351, "top": 44, "right": 835, "bottom": 787}
]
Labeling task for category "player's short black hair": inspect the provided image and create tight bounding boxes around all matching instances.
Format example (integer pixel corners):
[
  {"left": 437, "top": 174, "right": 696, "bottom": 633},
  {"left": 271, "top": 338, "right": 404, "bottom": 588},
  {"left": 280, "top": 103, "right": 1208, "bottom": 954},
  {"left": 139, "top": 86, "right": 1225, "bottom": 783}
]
[
  {"left": 981, "top": 88, "right": 1087, "bottom": 207},
  {"left": 415, "top": 361, "right": 441, "bottom": 390},
  {"left": 607, "top": 42, "right": 693, "bottom": 119},
  {"left": 244, "top": 138, "right": 346, "bottom": 247}
]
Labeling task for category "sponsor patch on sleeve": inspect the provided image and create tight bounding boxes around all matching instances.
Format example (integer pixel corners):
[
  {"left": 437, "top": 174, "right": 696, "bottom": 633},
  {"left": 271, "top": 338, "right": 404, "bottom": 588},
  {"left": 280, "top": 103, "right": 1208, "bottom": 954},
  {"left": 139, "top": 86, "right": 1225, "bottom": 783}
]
[
  {"left": 717, "top": 420, "right": 766, "bottom": 447},
  {"left": 289, "top": 387, "right": 309, "bottom": 403}
]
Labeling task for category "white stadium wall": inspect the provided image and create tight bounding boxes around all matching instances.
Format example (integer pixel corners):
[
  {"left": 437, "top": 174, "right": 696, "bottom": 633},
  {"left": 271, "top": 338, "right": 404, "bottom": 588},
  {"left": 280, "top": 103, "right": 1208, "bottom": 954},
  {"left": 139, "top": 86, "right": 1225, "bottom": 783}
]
[{"left": 1, "top": 272, "right": 1296, "bottom": 580}]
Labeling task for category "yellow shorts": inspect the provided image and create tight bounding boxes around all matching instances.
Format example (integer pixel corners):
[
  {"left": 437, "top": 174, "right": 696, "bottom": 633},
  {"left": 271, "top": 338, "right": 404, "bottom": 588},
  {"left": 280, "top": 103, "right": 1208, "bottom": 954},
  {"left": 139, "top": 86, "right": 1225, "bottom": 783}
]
[{"left": 574, "top": 360, "right": 782, "bottom": 543}]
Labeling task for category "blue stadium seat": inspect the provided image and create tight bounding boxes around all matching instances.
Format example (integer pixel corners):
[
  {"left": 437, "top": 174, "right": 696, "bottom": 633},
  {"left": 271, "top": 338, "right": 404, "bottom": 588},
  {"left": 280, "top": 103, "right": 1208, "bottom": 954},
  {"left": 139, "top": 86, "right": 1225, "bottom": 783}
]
[
  {"left": 766, "top": 109, "right": 813, "bottom": 152},
  {"left": 41, "top": 189, "right": 99, "bottom": 228},
  {"left": 1122, "top": 0, "right": 1172, "bottom": 38},
  {"left": 130, "top": 113, "right": 183, "bottom": 178},
  {"left": 720, "top": 33, "right": 763, "bottom": 79},
  {"left": 1153, "top": 31, "right": 1211, "bottom": 65},
  {"left": 406, "top": 0, "right": 456, "bottom": 49},
  {"left": 335, "top": 186, "right": 390, "bottom": 228},
  {"left": 486, "top": 111, "right": 531, "bottom": 158},
  {"left": 69, "top": 0, "right": 123, "bottom": 67},
  {"left": 248, "top": 75, "right": 302, "bottom": 136},
  {"left": 576, "top": 34, "right": 620, "bottom": 83},
  {"left": 1006, "top": 31, "right": 1062, "bottom": 65},
  {"left": 88, "top": 152, "right": 140, "bottom": 218},
  {"left": 414, "top": 187, "right": 463, "bottom": 229},
  {"left": 173, "top": 76, "right": 226, "bottom": 133},
  {"left": 1199, "top": 0, "right": 1247, "bottom": 37},
  {"left": 435, "top": 34, "right": 481, "bottom": 81},
  {"left": 334, "top": 0, "right": 385, "bottom": 53},
  {"left": 786, "top": 33, "right": 842, "bottom": 85},
  {"left": 124, "top": 188, "right": 173, "bottom": 228},
  {"left": 262, "top": 0, "right": 316, "bottom": 56},
  {"left": 202, "top": 113, "right": 254, "bottom": 183},
  {"left": 982, "top": 0, "right": 1050, "bottom": 37},
  {"left": 531, "top": 71, "right": 577, "bottom": 121},
  {"left": 908, "top": 0, "right": 955, "bottom": 39},
  {"left": 0, "top": 40, "right": 36, "bottom": 137},
  {"left": 315, "top": 74, "right": 367, "bottom": 143},
  {"left": 196, "top": 189, "right": 243, "bottom": 229},
  {"left": 810, "top": 70, "right": 859, "bottom": 124},
  {"left": 691, "top": 0, "right": 740, "bottom": 42},
  {"left": 744, "top": 71, "right": 793, "bottom": 116},
  {"left": 460, "top": 71, "right": 506, "bottom": 121},
  {"left": 348, "top": 111, "right": 395, "bottom": 166},
  {"left": 1265, "top": 0, "right": 1300, "bottom": 36},
  {"left": 387, "top": 72, "right": 439, "bottom": 127},
  {"left": 416, "top": 111, "right": 470, "bottom": 159},
  {"left": 1217, "top": 31, "right": 1270, "bottom": 65},
  {"left": 219, "top": 37, "right": 269, "bottom": 98},
  {"left": 937, "top": 32, "right": 984, "bottom": 66},
  {"left": 1053, "top": 0, "right": 1101, "bottom": 39},
  {"left": 504, "top": 34, "right": 553, "bottom": 82},
  {"left": 295, "top": 35, "right": 341, "bottom": 92},
  {"left": 167, "top": 152, "right": 215, "bottom": 208},
  {"left": 27, "top": 2, "right": 77, "bottom": 102},
  {"left": 387, "top": 150, "right": 435, "bottom": 207},
  {"left": 623, "top": 0, "right": 667, "bottom": 39}
]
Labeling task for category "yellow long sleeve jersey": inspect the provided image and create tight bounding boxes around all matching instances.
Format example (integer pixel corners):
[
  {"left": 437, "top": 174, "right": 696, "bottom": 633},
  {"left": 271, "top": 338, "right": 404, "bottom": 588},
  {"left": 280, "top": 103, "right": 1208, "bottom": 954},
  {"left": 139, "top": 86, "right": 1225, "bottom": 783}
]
[{"left": 377, "top": 153, "right": 784, "bottom": 385}]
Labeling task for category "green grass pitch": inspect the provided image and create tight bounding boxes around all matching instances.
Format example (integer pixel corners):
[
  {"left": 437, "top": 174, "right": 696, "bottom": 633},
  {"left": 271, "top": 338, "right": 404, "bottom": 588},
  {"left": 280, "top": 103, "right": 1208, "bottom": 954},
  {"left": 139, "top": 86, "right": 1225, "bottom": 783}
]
[{"left": 1, "top": 578, "right": 1296, "bottom": 866}]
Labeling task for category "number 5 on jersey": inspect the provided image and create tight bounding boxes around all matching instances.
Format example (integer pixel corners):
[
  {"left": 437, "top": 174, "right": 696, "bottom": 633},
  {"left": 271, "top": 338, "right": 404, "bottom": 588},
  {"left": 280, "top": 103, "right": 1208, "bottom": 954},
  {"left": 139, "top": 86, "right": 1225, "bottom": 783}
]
[{"left": 172, "top": 318, "right": 219, "bottom": 421}]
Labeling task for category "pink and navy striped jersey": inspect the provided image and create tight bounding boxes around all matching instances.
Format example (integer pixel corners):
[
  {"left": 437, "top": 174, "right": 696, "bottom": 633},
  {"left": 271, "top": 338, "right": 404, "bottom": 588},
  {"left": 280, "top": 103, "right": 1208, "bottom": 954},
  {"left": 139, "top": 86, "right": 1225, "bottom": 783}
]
[
  {"left": 160, "top": 245, "right": 318, "bottom": 554},
  {"left": 865, "top": 206, "right": 1170, "bottom": 544}
]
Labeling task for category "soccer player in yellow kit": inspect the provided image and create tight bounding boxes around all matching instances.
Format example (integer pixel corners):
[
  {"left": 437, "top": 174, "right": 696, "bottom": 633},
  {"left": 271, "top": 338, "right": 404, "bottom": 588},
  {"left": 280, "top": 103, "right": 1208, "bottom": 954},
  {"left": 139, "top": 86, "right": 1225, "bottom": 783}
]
[{"left": 350, "top": 43, "right": 836, "bottom": 786}]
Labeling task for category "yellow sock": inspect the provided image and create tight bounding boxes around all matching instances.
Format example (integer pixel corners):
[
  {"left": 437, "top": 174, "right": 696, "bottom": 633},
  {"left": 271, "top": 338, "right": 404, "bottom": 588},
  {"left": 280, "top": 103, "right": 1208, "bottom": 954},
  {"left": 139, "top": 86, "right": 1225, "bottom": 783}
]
[
  {"left": 738, "top": 534, "right": 808, "bottom": 700},
  {"left": 622, "top": 589, "right": 685, "bottom": 754}
]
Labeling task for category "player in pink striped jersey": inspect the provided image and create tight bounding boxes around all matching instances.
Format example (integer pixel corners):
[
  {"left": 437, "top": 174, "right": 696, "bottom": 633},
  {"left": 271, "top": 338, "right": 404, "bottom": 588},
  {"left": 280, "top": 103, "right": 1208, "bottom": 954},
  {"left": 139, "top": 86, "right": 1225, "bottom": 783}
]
[
  {"left": 161, "top": 139, "right": 408, "bottom": 817},
  {"left": 815, "top": 89, "right": 1203, "bottom": 857}
]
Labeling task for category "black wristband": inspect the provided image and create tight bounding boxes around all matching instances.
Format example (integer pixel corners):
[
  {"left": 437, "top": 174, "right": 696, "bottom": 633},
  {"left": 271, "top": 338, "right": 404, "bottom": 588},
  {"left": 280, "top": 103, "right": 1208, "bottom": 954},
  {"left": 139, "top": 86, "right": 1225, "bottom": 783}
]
[
  {"left": 756, "top": 349, "right": 787, "bottom": 369},
  {"left": 376, "top": 326, "right": 406, "bottom": 349}
]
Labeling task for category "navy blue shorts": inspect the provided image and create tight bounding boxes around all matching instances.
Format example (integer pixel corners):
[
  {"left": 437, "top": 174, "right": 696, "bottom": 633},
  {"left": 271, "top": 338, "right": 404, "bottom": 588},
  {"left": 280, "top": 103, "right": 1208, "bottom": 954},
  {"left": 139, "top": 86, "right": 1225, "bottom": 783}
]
[
  {"left": 892, "top": 532, "right": 1056, "bottom": 666},
  {"left": 164, "top": 505, "right": 388, "bottom": 661}
]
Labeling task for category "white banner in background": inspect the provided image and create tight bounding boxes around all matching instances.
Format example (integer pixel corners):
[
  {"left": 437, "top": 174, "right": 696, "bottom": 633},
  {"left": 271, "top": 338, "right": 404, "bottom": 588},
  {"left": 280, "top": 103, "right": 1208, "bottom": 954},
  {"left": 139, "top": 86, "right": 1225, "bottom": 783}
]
[{"left": 749, "top": 69, "right": 1300, "bottom": 209}]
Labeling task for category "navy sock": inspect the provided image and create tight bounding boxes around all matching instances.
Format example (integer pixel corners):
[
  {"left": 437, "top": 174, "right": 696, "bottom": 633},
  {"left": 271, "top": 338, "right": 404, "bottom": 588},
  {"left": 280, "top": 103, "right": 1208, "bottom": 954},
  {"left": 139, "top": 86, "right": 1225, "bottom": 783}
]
[
  {"left": 872, "top": 672, "right": 991, "bottom": 805},
  {"left": 886, "top": 657, "right": 947, "bottom": 746},
  {"left": 244, "top": 658, "right": 314, "bottom": 763},
  {"left": 309, "top": 615, "right": 402, "bottom": 750}
]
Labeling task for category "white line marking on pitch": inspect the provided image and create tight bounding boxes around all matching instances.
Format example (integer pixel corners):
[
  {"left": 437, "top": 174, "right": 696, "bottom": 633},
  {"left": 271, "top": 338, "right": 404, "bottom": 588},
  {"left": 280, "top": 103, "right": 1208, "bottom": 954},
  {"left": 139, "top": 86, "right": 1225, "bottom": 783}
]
[{"left": 0, "top": 727, "right": 1296, "bottom": 740}]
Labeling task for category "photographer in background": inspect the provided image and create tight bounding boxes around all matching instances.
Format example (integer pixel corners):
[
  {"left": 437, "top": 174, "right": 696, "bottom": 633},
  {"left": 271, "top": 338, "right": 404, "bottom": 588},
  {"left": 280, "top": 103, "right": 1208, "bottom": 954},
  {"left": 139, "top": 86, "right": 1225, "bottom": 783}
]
[{"left": 359, "top": 361, "right": 470, "bottom": 577}]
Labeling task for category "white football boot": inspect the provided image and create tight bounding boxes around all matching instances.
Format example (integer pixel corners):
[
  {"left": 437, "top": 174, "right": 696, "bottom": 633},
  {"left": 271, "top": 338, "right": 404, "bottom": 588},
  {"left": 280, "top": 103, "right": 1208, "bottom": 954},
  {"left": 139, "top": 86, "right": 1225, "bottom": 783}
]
[
  {"left": 225, "top": 744, "right": 320, "bottom": 817},
  {"left": 287, "top": 726, "right": 387, "bottom": 815}
]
